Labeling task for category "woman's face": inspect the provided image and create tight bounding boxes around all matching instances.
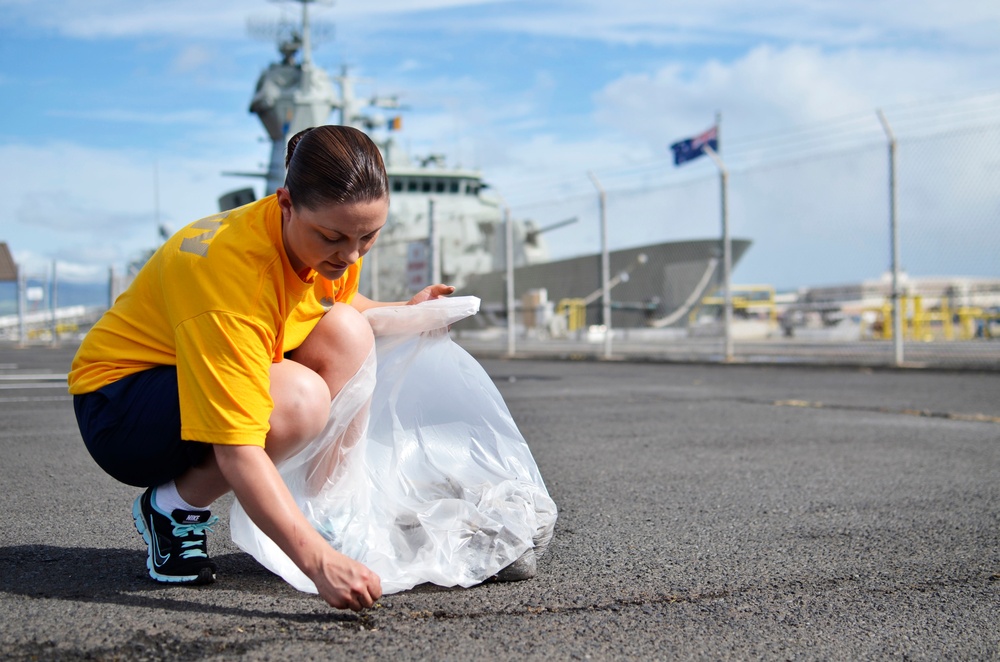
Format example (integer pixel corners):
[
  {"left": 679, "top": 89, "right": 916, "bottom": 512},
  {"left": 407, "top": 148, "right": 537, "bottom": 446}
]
[{"left": 277, "top": 188, "right": 387, "bottom": 281}]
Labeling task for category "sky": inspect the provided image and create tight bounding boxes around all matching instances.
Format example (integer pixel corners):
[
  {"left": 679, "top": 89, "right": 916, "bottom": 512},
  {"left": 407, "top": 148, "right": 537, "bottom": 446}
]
[{"left": 1, "top": 0, "right": 998, "bottom": 290}]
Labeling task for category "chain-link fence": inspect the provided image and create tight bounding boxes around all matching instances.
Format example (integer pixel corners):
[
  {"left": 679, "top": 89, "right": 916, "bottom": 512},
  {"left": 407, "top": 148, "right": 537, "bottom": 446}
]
[
  {"left": 453, "top": 97, "right": 1000, "bottom": 369},
  {"left": 0, "top": 262, "right": 112, "bottom": 346},
  {"left": 4, "top": 97, "right": 997, "bottom": 369}
]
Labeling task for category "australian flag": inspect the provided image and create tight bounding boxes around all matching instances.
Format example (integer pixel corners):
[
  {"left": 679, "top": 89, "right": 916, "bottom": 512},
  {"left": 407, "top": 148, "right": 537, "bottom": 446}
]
[{"left": 670, "top": 125, "right": 718, "bottom": 166}]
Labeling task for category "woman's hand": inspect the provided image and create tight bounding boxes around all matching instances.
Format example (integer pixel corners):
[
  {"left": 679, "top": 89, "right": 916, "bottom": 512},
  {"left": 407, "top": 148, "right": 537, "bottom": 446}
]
[
  {"left": 407, "top": 284, "right": 455, "bottom": 305},
  {"left": 351, "top": 285, "right": 455, "bottom": 312},
  {"left": 214, "top": 444, "right": 382, "bottom": 611},
  {"left": 308, "top": 547, "right": 383, "bottom": 611}
]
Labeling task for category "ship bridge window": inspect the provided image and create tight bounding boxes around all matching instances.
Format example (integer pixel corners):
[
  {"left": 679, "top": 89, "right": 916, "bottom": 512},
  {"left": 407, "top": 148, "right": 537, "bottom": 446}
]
[{"left": 396, "top": 177, "right": 464, "bottom": 195}]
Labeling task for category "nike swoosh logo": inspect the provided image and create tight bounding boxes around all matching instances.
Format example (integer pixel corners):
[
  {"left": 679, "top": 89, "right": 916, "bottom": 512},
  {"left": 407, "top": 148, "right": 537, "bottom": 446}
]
[{"left": 149, "top": 514, "right": 170, "bottom": 567}]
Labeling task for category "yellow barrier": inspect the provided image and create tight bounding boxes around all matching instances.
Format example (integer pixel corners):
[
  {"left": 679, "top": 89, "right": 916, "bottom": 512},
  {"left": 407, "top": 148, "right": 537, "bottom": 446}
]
[
  {"left": 689, "top": 285, "right": 779, "bottom": 326},
  {"left": 869, "top": 295, "right": 996, "bottom": 341},
  {"left": 556, "top": 298, "right": 587, "bottom": 332},
  {"left": 957, "top": 307, "right": 984, "bottom": 340},
  {"left": 22, "top": 322, "right": 79, "bottom": 341}
]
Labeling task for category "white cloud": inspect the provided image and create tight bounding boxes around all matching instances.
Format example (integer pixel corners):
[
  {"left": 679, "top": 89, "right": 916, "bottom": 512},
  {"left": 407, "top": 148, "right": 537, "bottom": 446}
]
[
  {"left": 45, "top": 108, "right": 217, "bottom": 125},
  {"left": 169, "top": 45, "right": 217, "bottom": 75},
  {"left": 469, "top": 0, "right": 1000, "bottom": 49},
  {"left": 396, "top": 59, "right": 423, "bottom": 73},
  {"left": 594, "top": 44, "right": 1000, "bottom": 158},
  {"left": 2, "top": 0, "right": 504, "bottom": 40},
  {"left": 6, "top": 0, "right": 996, "bottom": 51},
  {"left": 2, "top": 0, "right": 997, "bottom": 288},
  {"left": 468, "top": 42, "right": 1000, "bottom": 283},
  {"left": 0, "top": 138, "right": 265, "bottom": 277}
]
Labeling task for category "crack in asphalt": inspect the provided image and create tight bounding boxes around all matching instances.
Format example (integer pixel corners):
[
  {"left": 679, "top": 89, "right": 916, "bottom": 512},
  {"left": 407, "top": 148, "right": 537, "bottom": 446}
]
[{"left": 767, "top": 398, "right": 1000, "bottom": 424}]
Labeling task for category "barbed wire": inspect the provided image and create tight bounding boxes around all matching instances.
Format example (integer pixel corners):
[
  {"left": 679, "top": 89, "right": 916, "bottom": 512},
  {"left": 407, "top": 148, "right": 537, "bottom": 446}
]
[{"left": 499, "top": 89, "right": 1000, "bottom": 206}]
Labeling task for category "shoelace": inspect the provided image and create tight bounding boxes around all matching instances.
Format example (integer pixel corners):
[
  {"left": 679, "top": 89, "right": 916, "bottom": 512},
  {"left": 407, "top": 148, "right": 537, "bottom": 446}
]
[{"left": 172, "top": 516, "right": 219, "bottom": 559}]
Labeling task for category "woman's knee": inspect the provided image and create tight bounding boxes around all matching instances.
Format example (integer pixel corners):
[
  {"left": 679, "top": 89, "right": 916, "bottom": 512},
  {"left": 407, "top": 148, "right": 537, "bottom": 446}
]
[
  {"left": 291, "top": 304, "right": 374, "bottom": 396},
  {"left": 313, "top": 304, "right": 374, "bottom": 355},
  {"left": 267, "top": 364, "right": 329, "bottom": 457}
]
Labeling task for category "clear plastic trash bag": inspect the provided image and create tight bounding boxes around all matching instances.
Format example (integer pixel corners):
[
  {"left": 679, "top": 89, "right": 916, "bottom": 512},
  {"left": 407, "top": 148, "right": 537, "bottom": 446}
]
[{"left": 230, "top": 296, "right": 557, "bottom": 594}]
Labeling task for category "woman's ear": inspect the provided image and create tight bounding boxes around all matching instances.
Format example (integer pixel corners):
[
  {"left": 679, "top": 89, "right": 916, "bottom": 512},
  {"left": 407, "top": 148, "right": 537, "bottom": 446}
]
[{"left": 276, "top": 187, "right": 293, "bottom": 213}]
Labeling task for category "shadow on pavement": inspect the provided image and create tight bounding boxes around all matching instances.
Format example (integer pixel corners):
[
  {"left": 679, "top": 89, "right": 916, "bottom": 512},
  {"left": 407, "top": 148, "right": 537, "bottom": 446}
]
[{"left": 0, "top": 544, "right": 362, "bottom": 623}]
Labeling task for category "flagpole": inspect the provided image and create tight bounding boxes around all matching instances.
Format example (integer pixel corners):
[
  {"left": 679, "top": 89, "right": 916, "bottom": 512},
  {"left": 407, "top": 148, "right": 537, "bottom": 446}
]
[
  {"left": 702, "top": 142, "right": 733, "bottom": 362},
  {"left": 716, "top": 111, "right": 732, "bottom": 362},
  {"left": 669, "top": 117, "right": 732, "bottom": 361}
]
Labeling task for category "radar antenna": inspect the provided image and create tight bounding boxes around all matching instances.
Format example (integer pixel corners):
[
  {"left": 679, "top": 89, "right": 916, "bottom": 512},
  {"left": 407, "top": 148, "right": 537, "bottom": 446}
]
[
  {"left": 243, "top": 0, "right": 340, "bottom": 193},
  {"left": 247, "top": 0, "right": 334, "bottom": 66}
]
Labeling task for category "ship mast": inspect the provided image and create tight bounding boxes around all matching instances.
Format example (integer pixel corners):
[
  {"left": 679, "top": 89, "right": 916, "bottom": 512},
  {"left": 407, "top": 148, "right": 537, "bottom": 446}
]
[
  {"left": 247, "top": 0, "right": 407, "bottom": 193},
  {"left": 248, "top": 0, "right": 338, "bottom": 193},
  {"left": 300, "top": 0, "right": 313, "bottom": 67}
]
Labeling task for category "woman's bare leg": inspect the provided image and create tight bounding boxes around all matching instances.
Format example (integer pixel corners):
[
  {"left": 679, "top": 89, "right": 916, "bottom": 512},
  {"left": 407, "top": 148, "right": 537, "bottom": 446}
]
[
  {"left": 174, "top": 303, "right": 374, "bottom": 507},
  {"left": 286, "top": 304, "right": 376, "bottom": 493},
  {"left": 287, "top": 303, "right": 375, "bottom": 398}
]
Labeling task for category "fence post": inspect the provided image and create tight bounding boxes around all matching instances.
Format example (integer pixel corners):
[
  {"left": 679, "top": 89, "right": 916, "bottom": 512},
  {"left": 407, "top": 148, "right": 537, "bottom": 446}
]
[
  {"left": 50, "top": 260, "right": 58, "bottom": 346},
  {"left": 877, "top": 109, "right": 904, "bottom": 366},
  {"left": 428, "top": 198, "right": 441, "bottom": 286},
  {"left": 504, "top": 205, "right": 516, "bottom": 357},
  {"left": 17, "top": 265, "right": 26, "bottom": 347},
  {"left": 588, "top": 171, "right": 612, "bottom": 359}
]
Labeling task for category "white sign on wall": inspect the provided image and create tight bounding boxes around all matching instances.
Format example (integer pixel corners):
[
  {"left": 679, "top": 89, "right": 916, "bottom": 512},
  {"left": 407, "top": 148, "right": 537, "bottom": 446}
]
[{"left": 406, "top": 241, "right": 429, "bottom": 292}]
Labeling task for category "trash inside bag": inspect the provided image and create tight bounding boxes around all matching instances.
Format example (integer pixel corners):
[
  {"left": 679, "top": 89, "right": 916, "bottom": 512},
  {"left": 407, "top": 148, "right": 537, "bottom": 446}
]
[{"left": 230, "top": 296, "right": 558, "bottom": 594}]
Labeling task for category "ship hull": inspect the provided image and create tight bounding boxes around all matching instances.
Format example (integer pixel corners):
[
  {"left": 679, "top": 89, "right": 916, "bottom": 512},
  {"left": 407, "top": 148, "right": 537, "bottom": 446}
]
[{"left": 458, "top": 238, "right": 752, "bottom": 329}]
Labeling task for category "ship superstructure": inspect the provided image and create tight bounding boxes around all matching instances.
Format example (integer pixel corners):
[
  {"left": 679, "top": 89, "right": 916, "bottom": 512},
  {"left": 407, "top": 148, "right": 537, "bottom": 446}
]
[{"left": 223, "top": 0, "right": 547, "bottom": 302}]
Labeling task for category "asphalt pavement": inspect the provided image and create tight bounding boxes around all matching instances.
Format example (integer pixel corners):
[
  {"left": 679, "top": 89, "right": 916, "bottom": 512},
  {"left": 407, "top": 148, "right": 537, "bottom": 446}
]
[{"left": 1, "top": 342, "right": 998, "bottom": 660}]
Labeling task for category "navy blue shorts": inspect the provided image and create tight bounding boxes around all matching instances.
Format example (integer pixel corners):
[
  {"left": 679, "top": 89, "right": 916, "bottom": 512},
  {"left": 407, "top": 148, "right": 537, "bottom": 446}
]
[{"left": 73, "top": 366, "right": 211, "bottom": 487}]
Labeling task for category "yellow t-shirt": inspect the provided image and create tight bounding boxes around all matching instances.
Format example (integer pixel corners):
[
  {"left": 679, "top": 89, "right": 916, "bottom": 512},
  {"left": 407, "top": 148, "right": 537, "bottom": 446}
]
[{"left": 68, "top": 194, "right": 361, "bottom": 447}]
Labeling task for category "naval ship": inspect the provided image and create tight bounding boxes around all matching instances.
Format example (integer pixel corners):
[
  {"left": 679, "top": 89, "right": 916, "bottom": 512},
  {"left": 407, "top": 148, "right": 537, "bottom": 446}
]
[{"left": 220, "top": 0, "right": 750, "bottom": 329}]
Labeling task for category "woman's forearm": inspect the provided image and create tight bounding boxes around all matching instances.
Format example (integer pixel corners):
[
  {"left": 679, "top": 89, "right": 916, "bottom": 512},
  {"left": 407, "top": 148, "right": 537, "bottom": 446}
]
[{"left": 215, "top": 444, "right": 326, "bottom": 573}]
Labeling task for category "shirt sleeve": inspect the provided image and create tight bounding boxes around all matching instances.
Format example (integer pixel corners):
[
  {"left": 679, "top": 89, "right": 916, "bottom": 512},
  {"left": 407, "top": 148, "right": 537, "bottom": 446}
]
[{"left": 174, "top": 311, "right": 276, "bottom": 446}]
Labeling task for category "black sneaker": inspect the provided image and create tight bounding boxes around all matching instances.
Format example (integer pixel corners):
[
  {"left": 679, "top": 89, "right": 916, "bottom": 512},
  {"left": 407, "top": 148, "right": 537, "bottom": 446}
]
[{"left": 132, "top": 487, "right": 218, "bottom": 585}]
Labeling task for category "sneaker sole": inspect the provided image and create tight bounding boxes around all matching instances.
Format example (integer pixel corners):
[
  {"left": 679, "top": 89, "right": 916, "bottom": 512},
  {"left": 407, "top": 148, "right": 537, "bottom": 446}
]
[
  {"left": 132, "top": 495, "right": 216, "bottom": 586},
  {"left": 491, "top": 548, "right": 537, "bottom": 583}
]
